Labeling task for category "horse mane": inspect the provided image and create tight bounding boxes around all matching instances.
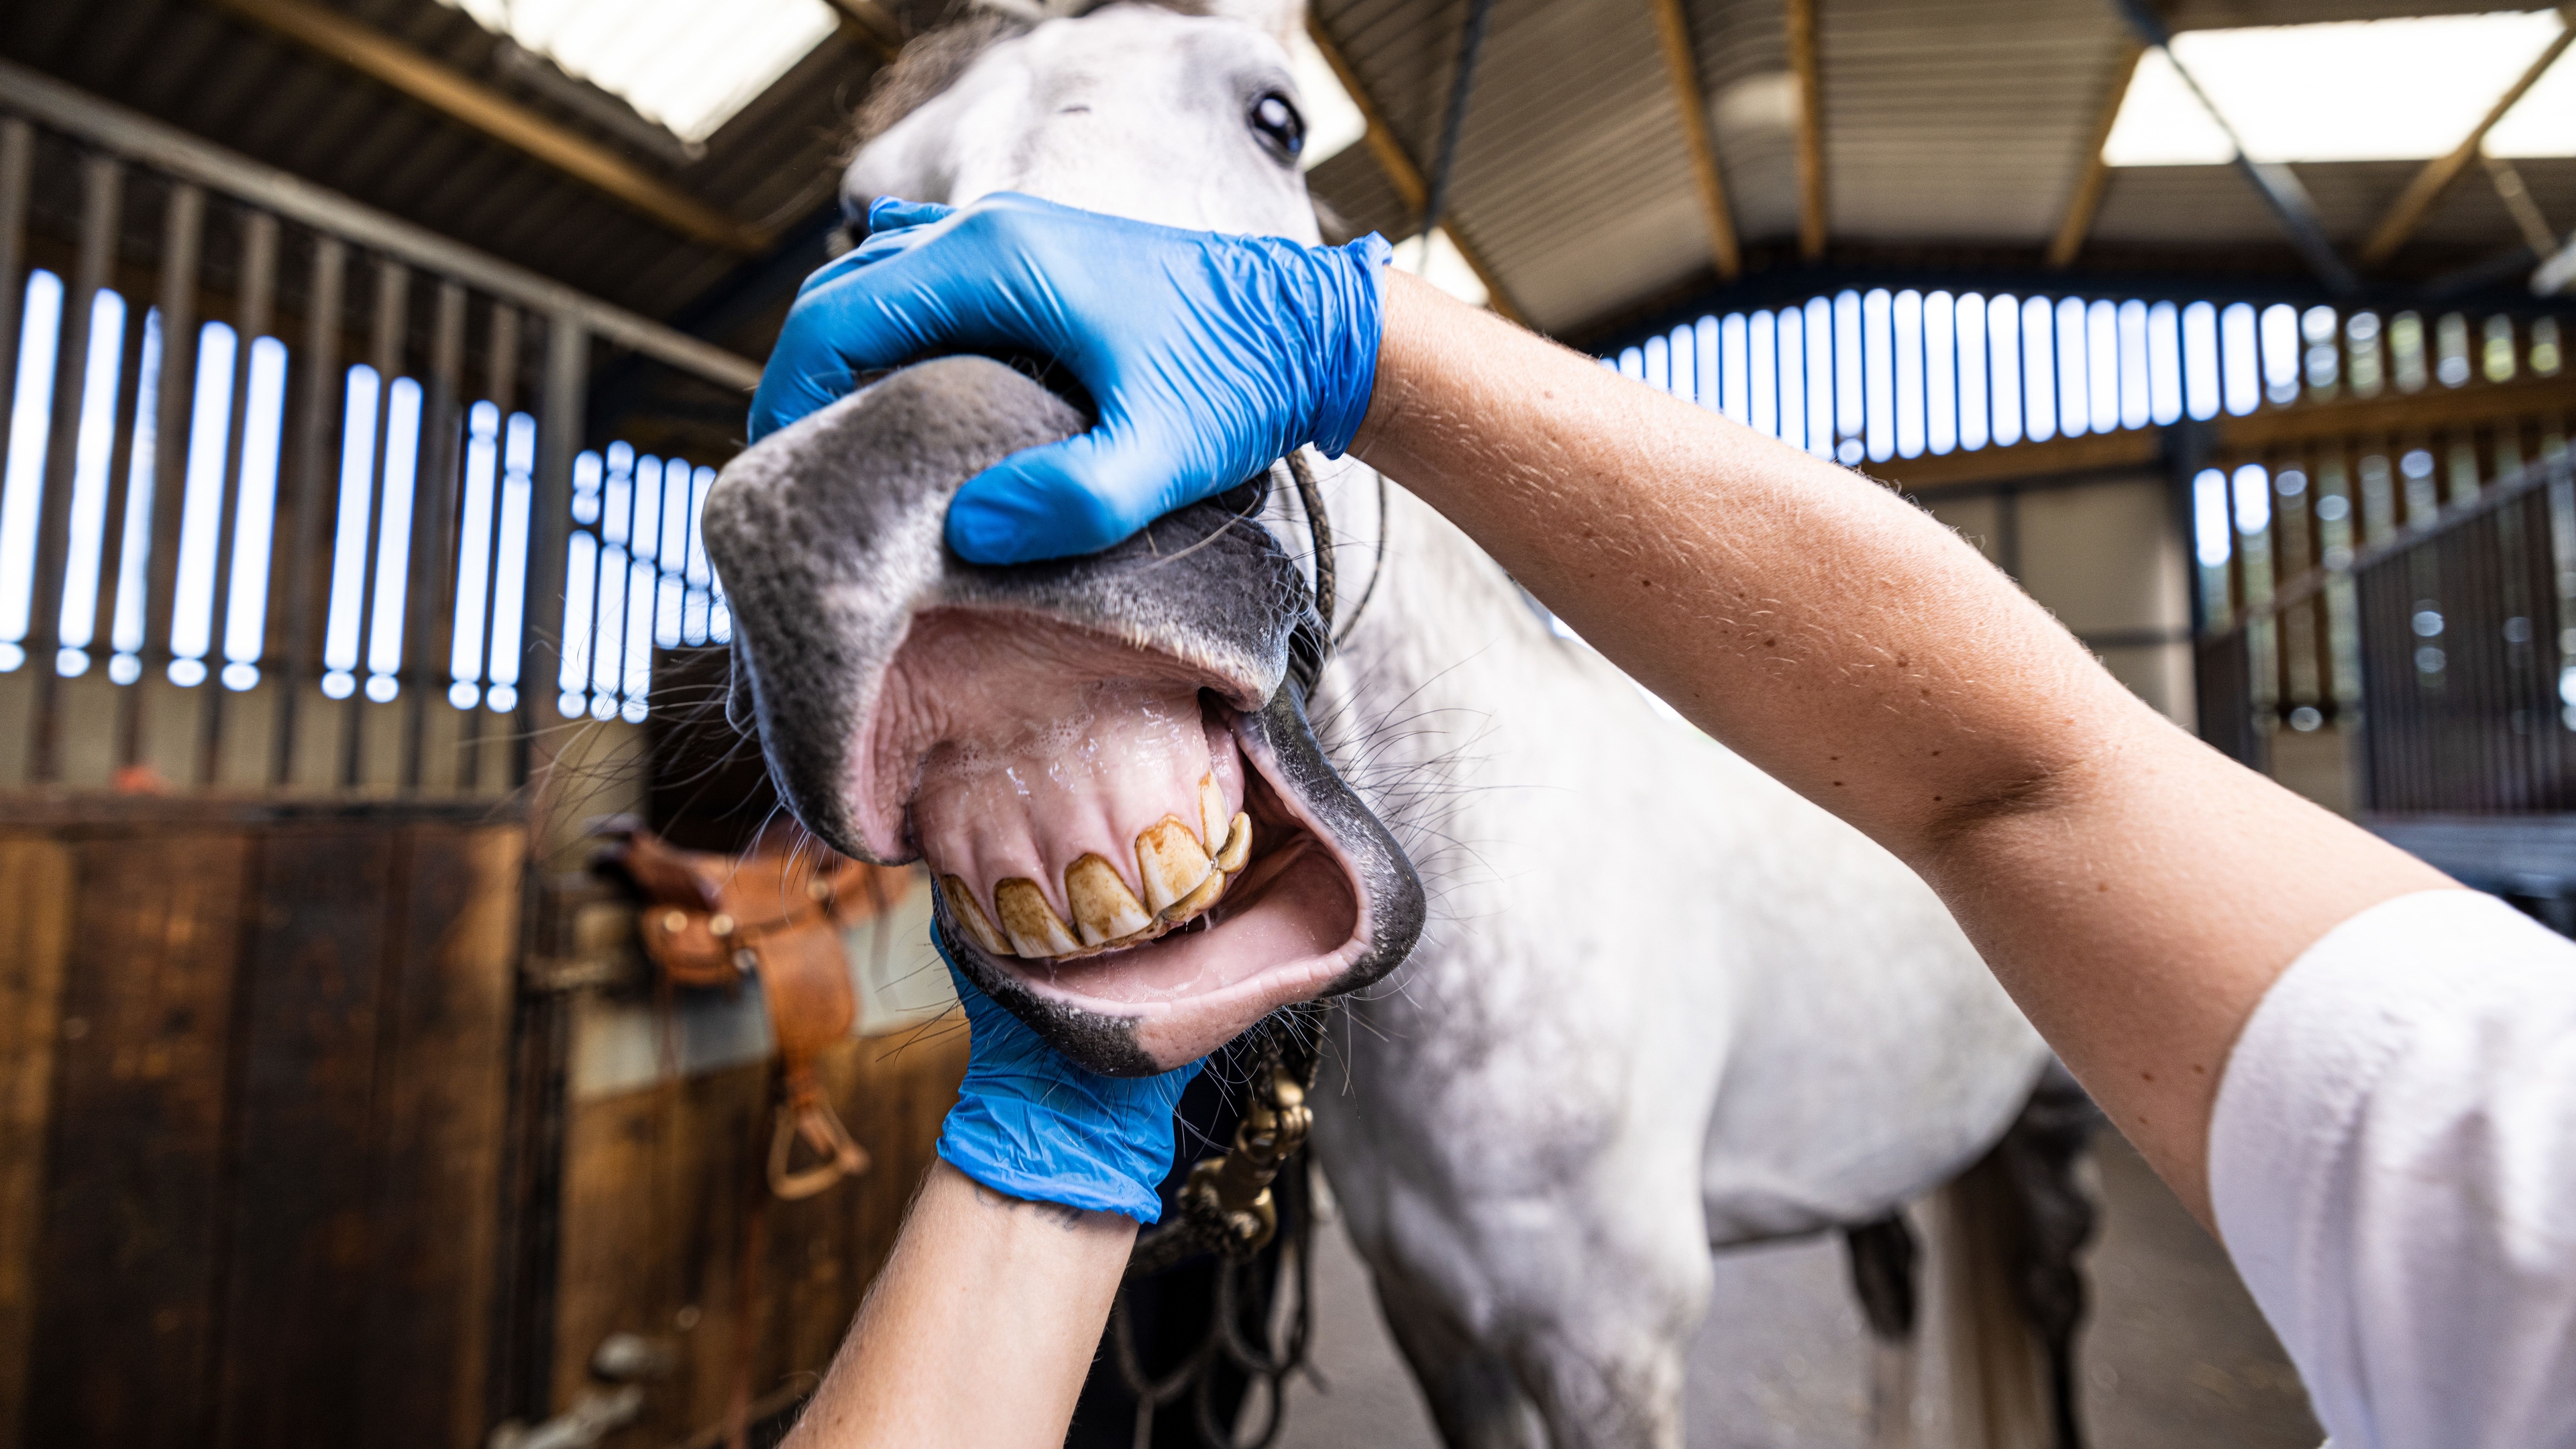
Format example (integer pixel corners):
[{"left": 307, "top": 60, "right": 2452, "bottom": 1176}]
[{"left": 847, "top": 0, "right": 1215, "bottom": 156}]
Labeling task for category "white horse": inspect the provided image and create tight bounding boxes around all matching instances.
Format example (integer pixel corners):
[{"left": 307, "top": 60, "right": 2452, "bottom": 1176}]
[{"left": 820, "top": 3, "right": 2076, "bottom": 1443}]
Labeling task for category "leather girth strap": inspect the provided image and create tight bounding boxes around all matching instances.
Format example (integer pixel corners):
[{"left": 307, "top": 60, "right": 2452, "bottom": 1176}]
[{"left": 600, "top": 823, "right": 904, "bottom": 1198}]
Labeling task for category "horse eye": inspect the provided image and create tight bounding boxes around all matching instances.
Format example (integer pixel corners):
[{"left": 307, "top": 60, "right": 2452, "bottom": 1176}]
[{"left": 1250, "top": 92, "right": 1305, "bottom": 160}]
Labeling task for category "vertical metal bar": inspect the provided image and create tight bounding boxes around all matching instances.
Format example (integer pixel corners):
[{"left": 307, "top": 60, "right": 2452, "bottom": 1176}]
[
  {"left": 406, "top": 279, "right": 464, "bottom": 791},
  {"left": 270, "top": 233, "right": 341, "bottom": 786},
  {"left": 28, "top": 152, "right": 123, "bottom": 784},
  {"left": 0, "top": 120, "right": 32, "bottom": 478},
  {"left": 339, "top": 255, "right": 407, "bottom": 789},
  {"left": 194, "top": 206, "right": 275, "bottom": 788},
  {"left": 522, "top": 313, "right": 584, "bottom": 792}
]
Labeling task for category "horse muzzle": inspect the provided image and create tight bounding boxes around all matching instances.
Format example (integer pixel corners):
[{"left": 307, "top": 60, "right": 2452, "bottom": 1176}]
[{"left": 702, "top": 356, "right": 1424, "bottom": 1073}]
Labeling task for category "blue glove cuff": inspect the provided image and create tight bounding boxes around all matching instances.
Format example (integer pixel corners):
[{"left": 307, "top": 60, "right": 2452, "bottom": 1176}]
[
  {"left": 1305, "top": 233, "right": 1392, "bottom": 460},
  {"left": 937, "top": 1093, "right": 1172, "bottom": 1222},
  {"left": 931, "top": 928, "right": 1201, "bottom": 1224}
]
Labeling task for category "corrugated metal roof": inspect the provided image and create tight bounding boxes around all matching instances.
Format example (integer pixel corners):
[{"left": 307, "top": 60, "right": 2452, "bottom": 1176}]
[
  {"left": 1306, "top": 0, "right": 2576, "bottom": 339},
  {"left": 1, "top": 0, "right": 899, "bottom": 333},
  {"left": 6, "top": 0, "right": 2561, "bottom": 359}
]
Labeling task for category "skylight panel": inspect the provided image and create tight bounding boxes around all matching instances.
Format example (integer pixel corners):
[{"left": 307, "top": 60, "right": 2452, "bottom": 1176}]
[
  {"left": 2104, "top": 10, "right": 2572, "bottom": 167},
  {"left": 440, "top": 0, "right": 840, "bottom": 145}
]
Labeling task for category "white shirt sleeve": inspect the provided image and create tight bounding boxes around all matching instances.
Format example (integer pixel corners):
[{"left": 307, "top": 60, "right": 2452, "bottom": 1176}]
[{"left": 2209, "top": 888, "right": 2576, "bottom": 1449}]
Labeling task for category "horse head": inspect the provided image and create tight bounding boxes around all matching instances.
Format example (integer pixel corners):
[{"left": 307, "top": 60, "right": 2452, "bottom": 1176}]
[{"left": 701, "top": 0, "right": 1425, "bottom": 1076}]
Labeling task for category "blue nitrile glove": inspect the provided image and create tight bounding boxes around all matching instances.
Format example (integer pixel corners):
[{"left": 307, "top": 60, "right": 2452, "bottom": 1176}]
[
  {"left": 930, "top": 924, "right": 1201, "bottom": 1222},
  {"left": 748, "top": 193, "right": 1391, "bottom": 566}
]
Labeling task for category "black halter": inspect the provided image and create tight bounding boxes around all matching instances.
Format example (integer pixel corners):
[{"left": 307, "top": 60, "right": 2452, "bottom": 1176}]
[{"left": 1281, "top": 451, "right": 1388, "bottom": 701}]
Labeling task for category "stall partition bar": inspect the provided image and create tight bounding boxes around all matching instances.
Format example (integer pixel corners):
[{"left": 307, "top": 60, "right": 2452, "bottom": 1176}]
[
  {"left": 0, "top": 64, "right": 757, "bottom": 800},
  {"left": 2201, "top": 445, "right": 2576, "bottom": 812}
]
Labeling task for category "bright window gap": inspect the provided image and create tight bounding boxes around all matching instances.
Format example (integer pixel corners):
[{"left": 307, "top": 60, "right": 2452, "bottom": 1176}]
[
  {"left": 449, "top": 400, "right": 501, "bottom": 704},
  {"left": 111, "top": 306, "right": 164, "bottom": 680},
  {"left": 319, "top": 362, "right": 380, "bottom": 697},
  {"left": 487, "top": 412, "right": 535, "bottom": 713},
  {"left": 365, "top": 376, "right": 423, "bottom": 700},
  {"left": 220, "top": 336, "right": 289, "bottom": 691},
  {"left": 57, "top": 288, "right": 128, "bottom": 674},
  {"left": 0, "top": 268, "right": 66, "bottom": 667},
  {"left": 170, "top": 321, "right": 240, "bottom": 687}
]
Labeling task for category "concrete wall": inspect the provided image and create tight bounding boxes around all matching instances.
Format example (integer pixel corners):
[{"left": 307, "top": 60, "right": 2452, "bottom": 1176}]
[{"left": 1925, "top": 473, "right": 2195, "bottom": 727}]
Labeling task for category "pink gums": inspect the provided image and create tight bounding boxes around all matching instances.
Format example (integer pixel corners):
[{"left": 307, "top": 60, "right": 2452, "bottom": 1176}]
[{"left": 861, "top": 610, "right": 1246, "bottom": 921}]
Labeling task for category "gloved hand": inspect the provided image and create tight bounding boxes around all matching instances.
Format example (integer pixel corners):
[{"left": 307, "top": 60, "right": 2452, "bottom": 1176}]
[
  {"left": 930, "top": 923, "right": 1201, "bottom": 1222},
  {"left": 749, "top": 193, "right": 1392, "bottom": 565}
]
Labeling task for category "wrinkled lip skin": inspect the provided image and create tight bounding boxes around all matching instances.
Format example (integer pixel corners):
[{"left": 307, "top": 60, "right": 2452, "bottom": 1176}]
[{"left": 701, "top": 356, "right": 1426, "bottom": 1074}]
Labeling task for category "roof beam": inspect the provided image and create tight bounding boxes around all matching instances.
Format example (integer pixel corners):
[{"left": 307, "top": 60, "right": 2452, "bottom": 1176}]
[
  {"left": 213, "top": 0, "right": 771, "bottom": 253},
  {"left": 1648, "top": 0, "right": 1741, "bottom": 280},
  {"left": 1784, "top": 0, "right": 1827, "bottom": 260},
  {"left": 2045, "top": 38, "right": 2143, "bottom": 269},
  {"left": 2359, "top": 15, "right": 2576, "bottom": 269},
  {"left": 1876, "top": 371, "right": 2576, "bottom": 495},
  {"left": 1303, "top": 13, "right": 1526, "bottom": 324}
]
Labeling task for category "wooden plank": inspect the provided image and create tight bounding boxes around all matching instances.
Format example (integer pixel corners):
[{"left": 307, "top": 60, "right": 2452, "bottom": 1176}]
[
  {"left": 207, "top": 0, "right": 768, "bottom": 253},
  {"left": 0, "top": 836, "right": 74, "bottom": 1447},
  {"left": 211, "top": 824, "right": 399, "bottom": 1449},
  {"left": 2359, "top": 21, "right": 2576, "bottom": 268},
  {"left": 547, "top": 1020, "right": 966, "bottom": 1444},
  {"left": 1784, "top": 0, "right": 1827, "bottom": 260},
  {"left": 359, "top": 823, "right": 526, "bottom": 1449},
  {"left": 1301, "top": 13, "right": 1526, "bottom": 325},
  {"left": 2045, "top": 40, "right": 2144, "bottom": 270},
  {"left": 1647, "top": 0, "right": 1739, "bottom": 281},
  {"left": 1875, "top": 428, "right": 2161, "bottom": 494},
  {"left": 1878, "top": 374, "right": 2576, "bottom": 495},
  {"left": 25, "top": 831, "right": 253, "bottom": 1448}
]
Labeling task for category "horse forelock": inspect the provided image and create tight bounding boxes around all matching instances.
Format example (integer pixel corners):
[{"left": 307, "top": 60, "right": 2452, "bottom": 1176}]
[{"left": 846, "top": 0, "right": 1218, "bottom": 158}]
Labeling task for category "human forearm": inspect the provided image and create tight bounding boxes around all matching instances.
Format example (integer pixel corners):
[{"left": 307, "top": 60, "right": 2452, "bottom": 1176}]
[
  {"left": 786, "top": 1162, "right": 1134, "bottom": 1448},
  {"left": 1351, "top": 271, "right": 2449, "bottom": 1219}
]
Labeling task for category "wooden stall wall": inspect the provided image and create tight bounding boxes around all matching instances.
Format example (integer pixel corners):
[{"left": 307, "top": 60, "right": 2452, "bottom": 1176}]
[
  {"left": 527, "top": 853, "right": 965, "bottom": 1448},
  {"left": 547, "top": 1027, "right": 967, "bottom": 1446},
  {"left": 0, "top": 799, "right": 522, "bottom": 1449}
]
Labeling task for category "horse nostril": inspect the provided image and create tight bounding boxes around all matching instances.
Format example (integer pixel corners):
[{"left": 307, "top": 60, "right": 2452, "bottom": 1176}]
[{"left": 1250, "top": 91, "right": 1304, "bottom": 162}]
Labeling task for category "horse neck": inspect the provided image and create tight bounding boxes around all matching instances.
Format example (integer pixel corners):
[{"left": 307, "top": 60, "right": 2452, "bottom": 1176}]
[{"left": 1310, "top": 475, "right": 1566, "bottom": 779}]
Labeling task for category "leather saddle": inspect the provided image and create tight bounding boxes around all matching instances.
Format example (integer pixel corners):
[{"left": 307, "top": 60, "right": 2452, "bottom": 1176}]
[{"left": 595, "top": 820, "right": 911, "bottom": 1199}]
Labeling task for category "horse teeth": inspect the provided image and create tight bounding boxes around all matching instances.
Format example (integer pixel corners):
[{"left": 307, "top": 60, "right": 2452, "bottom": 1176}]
[
  {"left": 1161, "top": 863, "right": 1226, "bottom": 922},
  {"left": 941, "top": 874, "right": 1010, "bottom": 955},
  {"left": 1199, "top": 773, "right": 1229, "bottom": 854},
  {"left": 1134, "top": 815, "right": 1213, "bottom": 914},
  {"left": 1065, "top": 853, "right": 1154, "bottom": 947},
  {"left": 993, "top": 878, "right": 1081, "bottom": 957},
  {"left": 1214, "top": 812, "right": 1251, "bottom": 873}
]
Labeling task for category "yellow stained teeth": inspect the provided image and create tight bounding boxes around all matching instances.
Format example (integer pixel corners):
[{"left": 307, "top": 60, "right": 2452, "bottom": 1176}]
[
  {"left": 993, "top": 878, "right": 1081, "bottom": 957},
  {"left": 941, "top": 874, "right": 1009, "bottom": 955},
  {"left": 1065, "top": 853, "right": 1154, "bottom": 946},
  {"left": 1199, "top": 774, "right": 1230, "bottom": 856},
  {"left": 1134, "top": 816, "right": 1214, "bottom": 914},
  {"left": 1162, "top": 864, "right": 1226, "bottom": 922},
  {"left": 1214, "top": 812, "right": 1251, "bottom": 873},
  {"left": 950, "top": 804, "right": 1261, "bottom": 962}
]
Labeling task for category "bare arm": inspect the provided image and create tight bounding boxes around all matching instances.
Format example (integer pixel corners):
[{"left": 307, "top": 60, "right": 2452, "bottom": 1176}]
[
  {"left": 1352, "top": 271, "right": 2451, "bottom": 1224},
  {"left": 784, "top": 1162, "right": 1134, "bottom": 1448}
]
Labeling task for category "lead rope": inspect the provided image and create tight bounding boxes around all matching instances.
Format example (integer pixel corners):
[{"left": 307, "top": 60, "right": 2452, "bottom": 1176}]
[
  {"left": 1110, "top": 1005, "right": 1326, "bottom": 1448},
  {"left": 1102, "top": 450, "right": 1378, "bottom": 1444}
]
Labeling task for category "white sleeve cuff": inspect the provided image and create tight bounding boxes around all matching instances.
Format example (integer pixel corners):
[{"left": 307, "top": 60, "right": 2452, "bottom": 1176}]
[{"left": 2209, "top": 888, "right": 2576, "bottom": 1449}]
